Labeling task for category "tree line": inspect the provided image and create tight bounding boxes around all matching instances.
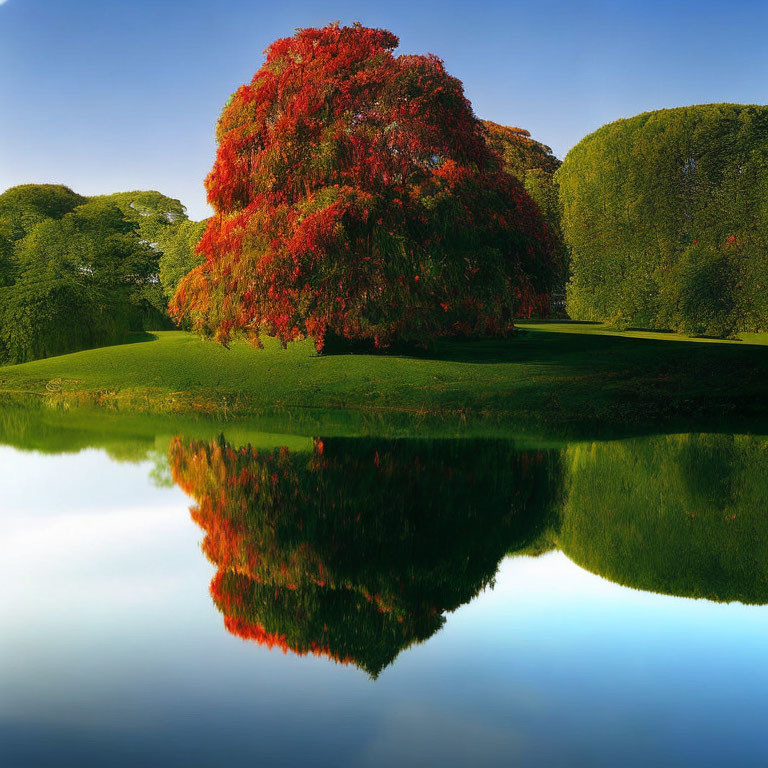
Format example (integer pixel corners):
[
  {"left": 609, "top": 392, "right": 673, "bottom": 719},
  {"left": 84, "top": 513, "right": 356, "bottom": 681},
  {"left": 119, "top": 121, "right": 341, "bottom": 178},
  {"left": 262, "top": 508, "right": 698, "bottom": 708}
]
[{"left": 0, "top": 184, "right": 205, "bottom": 364}]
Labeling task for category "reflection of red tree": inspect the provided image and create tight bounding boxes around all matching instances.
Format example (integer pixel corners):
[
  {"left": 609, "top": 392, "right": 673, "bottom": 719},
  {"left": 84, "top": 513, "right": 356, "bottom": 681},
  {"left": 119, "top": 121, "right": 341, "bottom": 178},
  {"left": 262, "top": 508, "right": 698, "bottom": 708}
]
[
  {"left": 171, "top": 435, "right": 561, "bottom": 676},
  {"left": 211, "top": 571, "right": 355, "bottom": 668}
]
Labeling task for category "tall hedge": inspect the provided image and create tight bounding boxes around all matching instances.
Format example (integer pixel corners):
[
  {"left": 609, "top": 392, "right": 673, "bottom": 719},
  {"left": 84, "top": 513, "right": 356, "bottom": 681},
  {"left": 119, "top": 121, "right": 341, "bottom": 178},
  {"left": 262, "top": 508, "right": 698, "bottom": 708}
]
[{"left": 557, "top": 104, "right": 768, "bottom": 335}]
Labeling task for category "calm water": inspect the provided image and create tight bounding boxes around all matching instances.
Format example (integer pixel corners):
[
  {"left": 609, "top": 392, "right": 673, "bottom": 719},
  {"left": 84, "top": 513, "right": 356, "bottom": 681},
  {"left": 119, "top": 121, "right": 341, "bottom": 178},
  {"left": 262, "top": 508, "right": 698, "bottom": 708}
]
[{"left": 2, "top": 418, "right": 768, "bottom": 767}]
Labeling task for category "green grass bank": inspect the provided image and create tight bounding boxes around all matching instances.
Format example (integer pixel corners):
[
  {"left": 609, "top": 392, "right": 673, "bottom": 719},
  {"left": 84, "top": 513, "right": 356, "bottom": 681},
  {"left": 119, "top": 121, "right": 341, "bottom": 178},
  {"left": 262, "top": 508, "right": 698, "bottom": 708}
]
[{"left": 0, "top": 322, "right": 766, "bottom": 438}]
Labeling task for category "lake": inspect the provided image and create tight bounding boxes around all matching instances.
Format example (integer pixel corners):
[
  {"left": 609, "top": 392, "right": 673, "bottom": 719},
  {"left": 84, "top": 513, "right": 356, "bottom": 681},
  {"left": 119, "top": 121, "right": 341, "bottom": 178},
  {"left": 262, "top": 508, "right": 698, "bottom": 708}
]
[{"left": 2, "top": 407, "right": 767, "bottom": 767}]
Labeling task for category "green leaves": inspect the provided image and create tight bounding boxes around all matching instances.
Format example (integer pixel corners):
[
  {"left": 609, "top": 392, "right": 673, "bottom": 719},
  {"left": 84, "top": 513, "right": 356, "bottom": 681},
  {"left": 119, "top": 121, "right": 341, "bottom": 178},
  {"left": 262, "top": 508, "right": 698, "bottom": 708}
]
[
  {"left": 157, "top": 218, "right": 207, "bottom": 300},
  {"left": 558, "top": 104, "right": 768, "bottom": 335},
  {"left": 0, "top": 187, "right": 193, "bottom": 364}
]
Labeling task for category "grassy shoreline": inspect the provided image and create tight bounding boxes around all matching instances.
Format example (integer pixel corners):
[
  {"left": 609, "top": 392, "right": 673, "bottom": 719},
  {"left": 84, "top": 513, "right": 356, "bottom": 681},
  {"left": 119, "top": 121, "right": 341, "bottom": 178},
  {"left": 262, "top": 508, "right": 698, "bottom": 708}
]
[{"left": 1, "top": 322, "right": 766, "bottom": 440}]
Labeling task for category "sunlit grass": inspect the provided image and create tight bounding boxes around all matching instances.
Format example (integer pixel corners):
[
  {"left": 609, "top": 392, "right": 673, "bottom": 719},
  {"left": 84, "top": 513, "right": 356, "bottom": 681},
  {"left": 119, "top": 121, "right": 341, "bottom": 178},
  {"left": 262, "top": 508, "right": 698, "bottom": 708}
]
[{"left": 0, "top": 323, "right": 766, "bottom": 434}]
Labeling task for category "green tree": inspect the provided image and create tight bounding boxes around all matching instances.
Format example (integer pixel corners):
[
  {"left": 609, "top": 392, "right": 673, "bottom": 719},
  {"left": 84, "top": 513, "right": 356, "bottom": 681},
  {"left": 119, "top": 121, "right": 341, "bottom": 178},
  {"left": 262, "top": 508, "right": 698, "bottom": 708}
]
[
  {"left": 481, "top": 121, "right": 568, "bottom": 302},
  {"left": 0, "top": 199, "right": 161, "bottom": 363},
  {"left": 157, "top": 218, "right": 207, "bottom": 300},
  {"left": 0, "top": 184, "right": 87, "bottom": 243},
  {"left": 95, "top": 190, "right": 187, "bottom": 246},
  {"left": 94, "top": 191, "right": 191, "bottom": 329},
  {"left": 97, "top": 191, "right": 207, "bottom": 328},
  {"left": 481, "top": 121, "right": 560, "bottom": 179},
  {"left": 0, "top": 185, "right": 203, "bottom": 363}
]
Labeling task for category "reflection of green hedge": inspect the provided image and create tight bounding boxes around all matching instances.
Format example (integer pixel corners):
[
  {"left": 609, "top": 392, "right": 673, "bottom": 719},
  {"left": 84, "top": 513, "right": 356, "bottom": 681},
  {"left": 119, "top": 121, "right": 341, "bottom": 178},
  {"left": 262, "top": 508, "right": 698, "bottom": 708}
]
[
  {"left": 557, "top": 104, "right": 768, "bottom": 335},
  {"left": 172, "top": 436, "right": 563, "bottom": 676},
  {"left": 559, "top": 435, "right": 768, "bottom": 603}
]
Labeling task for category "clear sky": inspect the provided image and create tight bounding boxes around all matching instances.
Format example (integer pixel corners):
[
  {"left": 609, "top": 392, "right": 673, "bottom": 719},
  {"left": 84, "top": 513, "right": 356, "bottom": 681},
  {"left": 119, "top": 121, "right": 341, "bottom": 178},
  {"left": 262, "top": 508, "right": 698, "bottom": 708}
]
[{"left": 1, "top": 0, "right": 766, "bottom": 220}]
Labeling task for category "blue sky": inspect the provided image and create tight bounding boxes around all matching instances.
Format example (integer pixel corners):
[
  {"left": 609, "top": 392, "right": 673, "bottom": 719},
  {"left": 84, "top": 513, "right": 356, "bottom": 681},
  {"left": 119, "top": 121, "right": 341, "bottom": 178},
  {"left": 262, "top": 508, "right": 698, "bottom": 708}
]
[{"left": 1, "top": 0, "right": 766, "bottom": 220}]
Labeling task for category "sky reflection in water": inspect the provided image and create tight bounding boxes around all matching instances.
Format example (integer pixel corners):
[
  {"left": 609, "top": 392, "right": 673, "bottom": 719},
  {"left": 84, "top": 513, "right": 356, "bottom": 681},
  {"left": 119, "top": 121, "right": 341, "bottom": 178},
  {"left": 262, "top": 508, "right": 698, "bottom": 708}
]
[{"left": 1, "top": 433, "right": 768, "bottom": 767}]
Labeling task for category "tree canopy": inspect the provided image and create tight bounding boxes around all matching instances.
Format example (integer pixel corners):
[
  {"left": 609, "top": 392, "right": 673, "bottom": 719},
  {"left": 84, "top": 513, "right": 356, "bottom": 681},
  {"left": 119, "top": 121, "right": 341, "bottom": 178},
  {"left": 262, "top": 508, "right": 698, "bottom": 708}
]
[
  {"left": 481, "top": 121, "right": 567, "bottom": 295},
  {"left": 0, "top": 184, "right": 87, "bottom": 243},
  {"left": 557, "top": 104, "right": 768, "bottom": 335},
  {"left": 96, "top": 190, "right": 188, "bottom": 246},
  {"left": 171, "top": 23, "right": 559, "bottom": 350},
  {"left": 481, "top": 121, "right": 561, "bottom": 180},
  {"left": 157, "top": 218, "right": 207, "bottom": 301}
]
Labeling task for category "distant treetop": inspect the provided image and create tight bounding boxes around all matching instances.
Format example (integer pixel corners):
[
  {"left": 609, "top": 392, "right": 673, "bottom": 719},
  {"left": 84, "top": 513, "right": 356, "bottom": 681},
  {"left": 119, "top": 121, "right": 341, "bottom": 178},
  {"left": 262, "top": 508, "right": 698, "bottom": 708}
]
[
  {"left": 0, "top": 184, "right": 87, "bottom": 242},
  {"left": 481, "top": 120, "right": 561, "bottom": 181}
]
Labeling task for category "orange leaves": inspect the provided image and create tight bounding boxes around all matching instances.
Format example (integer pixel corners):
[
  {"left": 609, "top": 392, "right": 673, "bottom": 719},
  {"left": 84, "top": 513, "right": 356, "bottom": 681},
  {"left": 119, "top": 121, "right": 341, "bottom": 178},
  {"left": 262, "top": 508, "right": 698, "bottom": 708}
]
[{"left": 173, "top": 23, "right": 558, "bottom": 349}]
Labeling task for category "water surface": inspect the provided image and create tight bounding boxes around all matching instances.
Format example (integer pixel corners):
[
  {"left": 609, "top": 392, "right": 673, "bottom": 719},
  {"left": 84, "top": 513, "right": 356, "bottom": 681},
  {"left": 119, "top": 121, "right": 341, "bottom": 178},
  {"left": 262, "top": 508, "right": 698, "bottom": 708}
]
[{"left": 2, "top": 417, "right": 767, "bottom": 767}]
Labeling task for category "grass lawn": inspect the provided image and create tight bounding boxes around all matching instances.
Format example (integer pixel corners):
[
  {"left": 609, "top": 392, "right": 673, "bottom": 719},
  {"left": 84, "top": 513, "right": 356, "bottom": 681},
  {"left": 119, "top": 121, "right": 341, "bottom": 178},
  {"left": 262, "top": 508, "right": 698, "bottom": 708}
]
[{"left": 0, "top": 321, "right": 766, "bottom": 438}]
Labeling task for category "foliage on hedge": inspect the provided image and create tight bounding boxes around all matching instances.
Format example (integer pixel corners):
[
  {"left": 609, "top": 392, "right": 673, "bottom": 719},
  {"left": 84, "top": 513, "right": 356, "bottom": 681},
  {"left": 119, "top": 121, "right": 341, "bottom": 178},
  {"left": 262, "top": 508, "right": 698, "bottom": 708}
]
[{"left": 557, "top": 104, "right": 768, "bottom": 335}]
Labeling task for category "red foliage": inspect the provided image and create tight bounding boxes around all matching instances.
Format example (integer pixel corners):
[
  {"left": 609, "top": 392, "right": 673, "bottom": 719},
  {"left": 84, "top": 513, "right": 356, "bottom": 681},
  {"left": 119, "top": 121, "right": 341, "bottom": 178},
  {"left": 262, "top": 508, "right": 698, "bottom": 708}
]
[{"left": 171, "top": 23, "right": 557, "bottom": 349}]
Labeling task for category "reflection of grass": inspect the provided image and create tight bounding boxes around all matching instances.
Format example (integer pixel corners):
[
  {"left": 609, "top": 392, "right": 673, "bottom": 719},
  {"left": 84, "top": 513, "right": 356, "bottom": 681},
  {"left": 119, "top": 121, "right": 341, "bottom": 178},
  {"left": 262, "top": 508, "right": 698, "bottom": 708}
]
[
  {"left": 5, "top": 392, "right": 767, "bottom": 607},
  {"left": 0, "top": 323, "right": 767, "bottom": 433},
  {"left": 0, "top": 396, "right": 316, "bottom": 459}
]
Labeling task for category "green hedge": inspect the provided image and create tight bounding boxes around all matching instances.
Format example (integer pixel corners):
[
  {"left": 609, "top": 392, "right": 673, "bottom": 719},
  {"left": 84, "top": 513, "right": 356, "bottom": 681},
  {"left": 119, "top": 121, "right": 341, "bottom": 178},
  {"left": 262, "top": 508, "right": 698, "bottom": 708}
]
[{"left": 557, "top": 104, "right": 768, "bottom": 335}]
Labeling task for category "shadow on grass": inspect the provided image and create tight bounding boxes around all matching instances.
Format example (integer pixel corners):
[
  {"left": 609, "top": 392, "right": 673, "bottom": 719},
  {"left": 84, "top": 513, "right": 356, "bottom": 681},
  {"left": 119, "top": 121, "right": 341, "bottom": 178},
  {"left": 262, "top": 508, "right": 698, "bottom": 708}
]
[
  {"left": 322, "top": 327, "right": 767, "bottom": 367},
  {"left": 318, "top": 326, "right": 768, "bottom": 435},
  {"left": 124, "top": 331, "right": 160, "bottom": 345}
]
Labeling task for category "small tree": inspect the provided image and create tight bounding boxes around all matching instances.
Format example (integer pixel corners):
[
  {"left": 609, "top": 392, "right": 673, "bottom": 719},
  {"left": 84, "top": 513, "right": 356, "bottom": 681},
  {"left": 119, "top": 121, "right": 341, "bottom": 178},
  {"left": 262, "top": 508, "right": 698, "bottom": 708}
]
[{"left": 171, "top": 23, "right": 557, "bottom": 350}]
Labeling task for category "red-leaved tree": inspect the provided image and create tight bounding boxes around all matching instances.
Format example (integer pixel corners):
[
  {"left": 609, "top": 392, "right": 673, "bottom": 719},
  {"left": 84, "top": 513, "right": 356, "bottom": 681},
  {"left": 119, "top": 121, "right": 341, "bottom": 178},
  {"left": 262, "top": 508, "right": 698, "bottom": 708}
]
[{"left": 171, "top": 23, "right": 557, "bottom": 350}]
